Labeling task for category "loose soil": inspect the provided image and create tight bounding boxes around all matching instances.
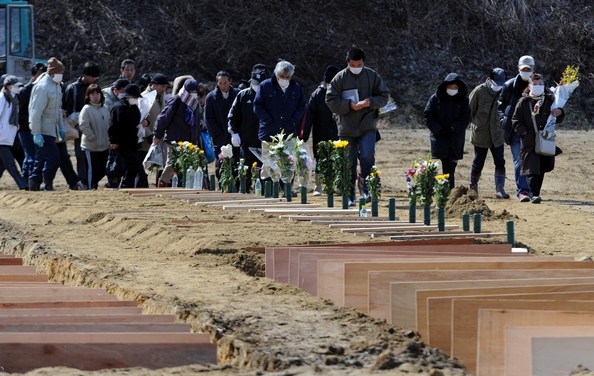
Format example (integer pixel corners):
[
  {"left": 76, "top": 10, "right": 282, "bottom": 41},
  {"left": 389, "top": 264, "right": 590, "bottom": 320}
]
[{"left": 1, "top": 127, "right": 594, "bottom": 375}]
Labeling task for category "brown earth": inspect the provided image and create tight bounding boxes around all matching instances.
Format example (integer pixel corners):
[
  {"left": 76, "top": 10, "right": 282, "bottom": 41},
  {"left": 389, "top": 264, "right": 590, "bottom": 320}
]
[{"left": 1, "top": 125, "right": 594, "bottom": 375}]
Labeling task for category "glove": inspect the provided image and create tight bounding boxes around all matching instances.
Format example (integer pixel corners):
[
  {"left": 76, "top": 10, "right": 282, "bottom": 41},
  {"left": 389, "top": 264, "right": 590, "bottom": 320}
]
[
  {"left": 33, "top": 134, "right": 44, "bottom": 147},
  {"left": 58, "top": 127, "right": 66, "bottom": 141},
  {"left": 231, "top": 133, "right": 241, "bottom": 147}
]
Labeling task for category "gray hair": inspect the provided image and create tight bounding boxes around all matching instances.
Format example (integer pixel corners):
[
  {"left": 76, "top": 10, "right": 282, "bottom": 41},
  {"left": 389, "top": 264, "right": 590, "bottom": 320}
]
[{"left": 274, "top": 60, "right": 295, "bottom": 77}]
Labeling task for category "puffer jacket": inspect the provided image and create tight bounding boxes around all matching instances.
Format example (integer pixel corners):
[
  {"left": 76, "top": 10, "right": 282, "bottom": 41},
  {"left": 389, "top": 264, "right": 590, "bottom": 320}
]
[
  {"left": 28, "top": 73, "right": 62, "bottom": 138},
  {"left": 325, "top": 66, "right": 389, "bottom": 138},
  {"left": 423, "top": 72, "right": 470, "bottom": 160},
  {"left": 468, "top": 81, "right": 504, "bottom": 148},
  {"left": 79, "top": 103, "right": 110, "bottom": 152}
]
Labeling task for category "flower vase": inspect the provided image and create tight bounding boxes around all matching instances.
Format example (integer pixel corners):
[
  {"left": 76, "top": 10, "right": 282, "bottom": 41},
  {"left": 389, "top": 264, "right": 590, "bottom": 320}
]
[
  {"left": 240, "top": 178, "right": 246, "bottom": 194},
  {"left": 371, "top": 196, "right": 379, "bottom": 217},
  {"left": 327, "top": 193, "right": 334, "bottom": 208},
  {"left": 437, "top": 207, "right": 446, "bottom": 231},
  {"left": 408, "top": 198, "right": 416, "bottom": 223},
  {"left": 342, "top": 195, "right": 349, "bottom": 209},
  {"left": 423, "top": 204, "right": 431, "bottom": 225}
]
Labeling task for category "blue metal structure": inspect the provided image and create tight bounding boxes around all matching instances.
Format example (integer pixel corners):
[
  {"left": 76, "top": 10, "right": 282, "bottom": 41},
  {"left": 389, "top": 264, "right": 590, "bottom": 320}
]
[{"left": 0, "top": 0, "right": 35, "bottom": 80}]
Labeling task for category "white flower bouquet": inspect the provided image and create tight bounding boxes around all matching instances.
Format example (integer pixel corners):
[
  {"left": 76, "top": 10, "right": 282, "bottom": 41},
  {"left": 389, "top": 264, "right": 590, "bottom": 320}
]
[{"left": 543, "top": 65, "right": 580, "bottom": 138}]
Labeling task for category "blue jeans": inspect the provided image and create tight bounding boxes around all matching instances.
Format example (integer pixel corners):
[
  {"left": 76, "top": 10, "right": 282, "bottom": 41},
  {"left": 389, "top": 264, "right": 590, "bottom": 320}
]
[
  {"left": 509, "top": 134, "right": 529, "bottom": 195},
  {"left": 17, "top": 131, "right": 35, "bottom": 180},
  {"left": 342, "top": 130, "right": 376, "bottom": 199},
  {"left": 30, "top": 135, "right": 60, "bottom": 185},
  {"left": 0, "top": 145, "right": 27, "bottom": 189}
]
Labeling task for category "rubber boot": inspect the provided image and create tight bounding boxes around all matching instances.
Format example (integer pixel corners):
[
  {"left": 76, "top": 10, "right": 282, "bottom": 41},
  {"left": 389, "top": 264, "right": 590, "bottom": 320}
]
[
  {"left": 469, "top": 173, "right": 480, "bottom": 194},
  {"left": 495, "top": 174, "right": 510, "bottom": 199},
  {"left": 28, "top": 179, "right": 41, "bottom": 191},
  {"left": 43, "top": 179, "right": 54, "bottom": 191}
]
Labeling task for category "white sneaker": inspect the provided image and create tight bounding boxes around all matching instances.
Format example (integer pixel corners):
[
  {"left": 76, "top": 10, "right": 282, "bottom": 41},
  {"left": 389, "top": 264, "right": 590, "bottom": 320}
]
[{"left": 312, "top": 190, "right": 321, "bottom": 196}]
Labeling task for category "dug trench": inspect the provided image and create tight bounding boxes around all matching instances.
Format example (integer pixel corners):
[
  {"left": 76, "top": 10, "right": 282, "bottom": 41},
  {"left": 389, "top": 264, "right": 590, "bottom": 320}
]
[{"left": 0, "top": 190, "right": 467, "bottom": 375}]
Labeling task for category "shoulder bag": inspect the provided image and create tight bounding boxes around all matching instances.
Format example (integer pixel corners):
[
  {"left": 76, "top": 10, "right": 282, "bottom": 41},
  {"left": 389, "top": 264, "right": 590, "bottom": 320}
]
[{"left": 531, "top": 114, "right": 555, "bottom": 156}]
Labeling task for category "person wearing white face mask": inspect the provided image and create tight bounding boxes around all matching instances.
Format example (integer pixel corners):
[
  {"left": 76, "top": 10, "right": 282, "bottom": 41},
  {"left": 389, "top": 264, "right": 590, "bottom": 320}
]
[
  {"left": 499, "top": 55, "right": 535, "bottom": 202},
  {"left": 102, "top": 79, "right": 129, "bottom": 112},
  {"left": 424, "top": 72, "right": 471, "bottom": 189},
  {"left": 153, "top": 79, "right": 202, "bottom": 187},
  {"left": 468, "top": 68, "right": 510, "bottom": 198},
  {"left": 512, "top": 73, "right": 564, "bottom": 204},
  {"left": 0, "top": 75, "right": 27, "bottom": 190},
  {"left": 228, "top": 64, "right": 270, "bottom": 192},
  {"left": 325, "top": 47, "right": 389, "bottom": 205},
  {"left": 27, "top": 57, "right": 65, "bottom": 191},
  {"left": 108, "top": 84, "right": 143, "bottom": 188}
]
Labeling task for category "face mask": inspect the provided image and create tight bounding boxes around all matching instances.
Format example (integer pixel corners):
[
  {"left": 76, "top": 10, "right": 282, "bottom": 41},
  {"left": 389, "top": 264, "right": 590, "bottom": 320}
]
[
  {"left": 251, "top": 83, "right": 260, "bottom": 93},
  {"left": 530, "top": 85, "right": 544, "bottom": 96},
  {"left": 488, "top": 80, "right": 502, "bottom": 92},
  {"left": 117, "top": 93, "right": 125, "bottom": 99},
  {"left": 446, "top": 89, "right": 458, "bottom": 97},
  {"left": 128, "top": 98, "right": 138, "bottom": 106},
  {"left": 277, "top": 78, "right": 290, "bottom": 89},
  {"left": 52, "top": 73, "right": 63, "bottom": 83},
  {"left": 190, "top": 93, "right": 198, "bottom": 100},
  {"left": 164, "top": 93, "right": 173, "bottom": 102},
  {"left": 519, "top": 71, "right": 532, "bottom": 81},
  {"left": 349, "top": 66, "right": 363, "bottom": 75}
]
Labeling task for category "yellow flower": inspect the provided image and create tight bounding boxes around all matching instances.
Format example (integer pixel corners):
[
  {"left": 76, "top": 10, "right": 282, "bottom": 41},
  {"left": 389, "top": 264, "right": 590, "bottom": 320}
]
[
  {"left": 333, "top": 140, "right": 349, "bottom": 148},
  {"left": 414, "top": 163, "right": 419, "bottom": 168},
  {"left": 199, "top": 150, "right": 204, "bottom": 154},
  {"left": 376, "top": 170, "right": 381, "bottom": 175},
  {"left": 177, "top": 141, "right": 184, "bottom": 146},
  {"left": 251, "top": 161, "right": 257, "bottom": 168},
  {"left": 369, "top": 172, "right": 375, "bottom": 177}
]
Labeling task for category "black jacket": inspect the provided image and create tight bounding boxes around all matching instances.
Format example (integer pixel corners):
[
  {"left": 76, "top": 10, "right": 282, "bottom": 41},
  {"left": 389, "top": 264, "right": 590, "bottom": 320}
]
[
  {"left": 423, "top": 73, "right": 470, "bottom": 160},
  {"left": 109, "top": 100, "right": 141, "bottom": 151},
  {"left": 17, "top": 79, "right": 35, "bottom": 132},
  {"left": 204, "top": 86, "right": 239, "bottom": 148},
  {"left": 63, "top": 77, "right": 89, "bottom": 116},
  {"left": 228, "top": 87, "right": 260, "bottom": 148},
  {"left": 499, "top": 74, "right": 529, "bottom": 144},
  {"left": 302, "top": 85, "right": 338, "bottom": 159}
]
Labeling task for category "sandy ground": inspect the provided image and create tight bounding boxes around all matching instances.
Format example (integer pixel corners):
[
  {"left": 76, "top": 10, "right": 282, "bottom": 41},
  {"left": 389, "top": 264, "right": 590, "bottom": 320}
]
[{"left": 0, "top": 126, "right": 593, "bottom": 375}]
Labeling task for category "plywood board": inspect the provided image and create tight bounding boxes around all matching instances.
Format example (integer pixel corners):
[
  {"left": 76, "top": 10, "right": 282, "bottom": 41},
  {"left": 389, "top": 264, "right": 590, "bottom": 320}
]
[
  {"left": 222, "top": 203, "right": 320, "bottom": 210},
  {"left": 476, "top": 310, "right": 594, "bottom": 376},
  {"left": 0, "top": 333, "right": 216, "bottom": 372},
  {"left": 505, "top": 326, "right": 594, "bottom": 376},
  {"left": 317, "top": 258, "right": 591, "bottom": 310},
  {"left": 341, "top": 225, "right": 459, "bottom": 233},
  {"left": 0, "top": 258, "right": 22, "bottom": 265},
  {"left": 0, "top": 314, "right": 176, "bottom": 324},
  {"left": 0, "top": 300, "right": 138, "bottom": 309},
  {"left": 0, "top": 275, "right": 48, "bottom": 282},
  {"left": 389, "top": 232, "right": 506, "bottom": 240},
  {"left": 280, "top": 215, "right": 392, "bottom": 221},
  {"left": 418, "top": 282, "right": 594, "bottom": 342},
  {"left": 454, "top": 300, "right": 594, "bottom": 375},
  {"left": 0, "top": 307, "right": 142, "bottom": 316},
  {"left": 0, "top": 287, "right": 107, "bottom": 296},
  {"left": 0, "top": 266, "right": 36, "bottom": 274},
  {"left": 0, "top": 323, "right": 190, "bottom": 332},
  {"left": 431, "top": 291, "right": 594, "bottom": 353}
]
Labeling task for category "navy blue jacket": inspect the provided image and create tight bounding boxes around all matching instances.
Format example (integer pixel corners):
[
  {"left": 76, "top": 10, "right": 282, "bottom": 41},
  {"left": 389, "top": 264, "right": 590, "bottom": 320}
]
[
  {"left": 204, "top": 86, "right": 238, "bottom": 148},
  {"left": 108, "top": 100, "right": 141, "bottom": 152},
  {"left": 423, "top": 73, "right": 470, "bottom": 160},
  {"left": 499, "top": 74, "right": 529, "bottom": 144},
  {"left": 254, "top": 76, "right": 305, "bottom": 142},
  {"left": 302, "top": 85, "right": 338, "bottom": 159},
  {"left": 228, "top": 87, "right": 260, "bottom": 148}
]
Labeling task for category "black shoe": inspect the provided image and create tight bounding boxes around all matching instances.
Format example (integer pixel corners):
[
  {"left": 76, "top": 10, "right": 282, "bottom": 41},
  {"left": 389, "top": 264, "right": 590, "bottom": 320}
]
[
  {"left": 28, "top": 179, "right": 41, "bottom": 191},
  {"left": 531, "top": 196, "right": 541, "bottom": 204}
]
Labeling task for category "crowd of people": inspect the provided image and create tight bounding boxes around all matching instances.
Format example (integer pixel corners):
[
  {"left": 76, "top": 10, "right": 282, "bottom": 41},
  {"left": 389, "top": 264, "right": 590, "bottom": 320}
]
[{"left": 0, "top": 49, "right": 563, "bottom": 203}]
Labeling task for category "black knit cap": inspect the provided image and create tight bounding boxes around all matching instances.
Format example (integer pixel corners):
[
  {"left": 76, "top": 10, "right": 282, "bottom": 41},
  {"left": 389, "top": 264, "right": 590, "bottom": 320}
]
[
  {"left": 323, "top": 65, "right": 339, "bottom": 83},
  {"left": 251, "top": 64, "right": 270, "bottom": 82}
]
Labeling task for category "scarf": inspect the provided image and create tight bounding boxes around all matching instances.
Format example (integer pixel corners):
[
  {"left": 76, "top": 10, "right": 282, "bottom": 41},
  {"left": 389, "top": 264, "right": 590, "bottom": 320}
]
[
  {"left": 528, "top": 92, "right": 545, "bottom": 117},
  {"left": 178, "top": 87, "right": 199, "bottom": 127},
  {"left": 1, "top": 89, "right": 19, "bottom": 126}
]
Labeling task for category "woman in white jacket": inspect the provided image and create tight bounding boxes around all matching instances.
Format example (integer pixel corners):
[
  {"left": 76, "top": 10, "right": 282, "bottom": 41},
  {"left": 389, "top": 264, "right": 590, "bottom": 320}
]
[
  {"left": 0, "top": 75, "right": 27, "bottom": 189},
  {"left": 79, "top": 84, "right": 110, "bottom": 189}
]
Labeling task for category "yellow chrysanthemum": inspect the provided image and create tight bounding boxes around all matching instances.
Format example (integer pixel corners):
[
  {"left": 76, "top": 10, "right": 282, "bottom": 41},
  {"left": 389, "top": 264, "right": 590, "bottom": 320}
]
[
  {"left": 177, "top": 141, "right": 184, "bottom": 146},
  {"left": 199, "top": 150, "right": 204, "bottom": 154},
  {"left": 376, "top": 170, "right": 381, "bottom": 175},
  {"left": 251, "top": 161, "right": 257, "bottom": 168}
]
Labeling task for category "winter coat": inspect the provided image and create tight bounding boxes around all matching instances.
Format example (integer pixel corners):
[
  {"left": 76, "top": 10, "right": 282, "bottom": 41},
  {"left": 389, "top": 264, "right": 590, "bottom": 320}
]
[
  {"left": 79, "top": 103, "right": 110, "bottom": 152},
  {"left": 228, "top": 87, "right": 260, "bottom": 148},
  {"left": 423, "top": 73, "right": 470, "bottom": 160},
  {"left": 17, "top": 79, "right": 34, "bottom": 132},
  {"left": 0, "top": 94, "right": 18, "bottom": 146},
  {"left": 108, "top": 100, "right": 141, "bottom": 152},
  {"left": 469, "top": 81, "right": 504, "bottom": 148},
  {"left": 254, "top": 76, "right": 305, "bottom": 142},
  {"left": 325, "top": 66, "right": 389, "bottom": 138},
  {"left": 302, "top": 85, "right": 338, "bottom": 159},
  {"left": 63, "top": 77, "right": 89, "bottom": 118},
  {"left": 29, "top": 73, "right": 62, "bottom": 138},
  {"left": 153, "top": 96, "right": 198, "bottom": 145},
  {"left": 512, "top": 92, "right": 564, "bottom": 175},
  {"left": 204, "top": 86, "right": 239, "bottom": 148},
  {"left": 102, "top": 87, "right": 118, "bottom": 112},
  {"left": 499, "top": 74, "right": 529, "bottom": 144}
]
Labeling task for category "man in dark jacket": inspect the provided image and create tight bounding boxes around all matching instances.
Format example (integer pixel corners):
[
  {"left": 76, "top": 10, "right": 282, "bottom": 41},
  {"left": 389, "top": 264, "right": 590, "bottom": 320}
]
[
  {"left": 108, "top": 84, "right": 142, "bottom": 188},
  {"left": 63, "top": 61, "right": 101, "bottom": 186},
  {"left": 17, "top": 62, "right": 46, "bottom": 181},
  {"left": 423, "top": 72, "right": 471, "bottom": 188},
  {"left": 228, "top": 64, "right": 270, "bottom": 192},
  {"left": 499, "top": 55, "right": 535, "bottom": 202},
  {"left": 326, "top": 47, "right": 389, "bottom": 204},
  {"left": 302, "top": 65, "right": 340, "bottom": 196}
]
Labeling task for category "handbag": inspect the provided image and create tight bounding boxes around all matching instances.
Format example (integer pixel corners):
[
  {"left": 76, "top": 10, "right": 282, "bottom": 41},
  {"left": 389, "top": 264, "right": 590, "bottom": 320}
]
[
  {"left": 142, "top": 142, "right": 164, "bottom": 172},
  {"left": 200, "top": 130, "right": 216, "bottom": 163},
  {"left": 106, "top": 150, "right": 126, "bottom": 179},
  {"left": 61, "top": 115, "right": 80, "bottom": 141},
  {"left": 531, "top": 115, "right": 555, "bottom": 156}
]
